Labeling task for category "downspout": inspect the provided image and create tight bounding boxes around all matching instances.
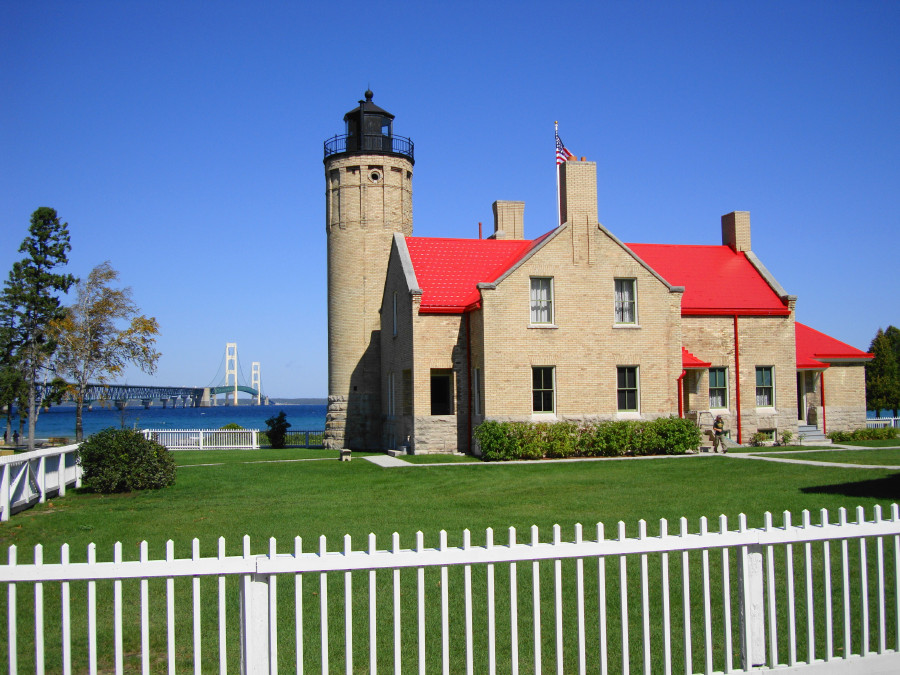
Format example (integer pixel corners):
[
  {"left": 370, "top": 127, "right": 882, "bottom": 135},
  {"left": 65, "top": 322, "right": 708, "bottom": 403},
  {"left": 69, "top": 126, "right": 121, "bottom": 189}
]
[
  {"left": 733, "top": 315, "right": 743, "bottom": 445},
  {"left": 677, "top": 370, "right": 686, "bottom": 418},
  {"left": 820, "top": 371, "right": 827, "bottom": 435},
  {"left": 466, "top": 312, "right": 472, "bottom": 454}
]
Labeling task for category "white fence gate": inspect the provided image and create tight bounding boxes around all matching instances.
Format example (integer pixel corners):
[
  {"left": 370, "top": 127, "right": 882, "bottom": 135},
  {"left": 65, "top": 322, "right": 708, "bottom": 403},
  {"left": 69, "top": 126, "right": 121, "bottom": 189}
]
[
  {"left": 2, "top": 505, "right": 900, "bottom": 674},
  {"left": 0, "top": 445, "right": 81, "bottom": 522}
]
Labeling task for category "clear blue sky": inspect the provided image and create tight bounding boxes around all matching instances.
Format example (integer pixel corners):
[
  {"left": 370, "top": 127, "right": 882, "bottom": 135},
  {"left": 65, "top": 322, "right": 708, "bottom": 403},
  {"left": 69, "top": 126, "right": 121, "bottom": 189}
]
[{"left": 2, "top": 1, "right": 898, "bottom": 398}]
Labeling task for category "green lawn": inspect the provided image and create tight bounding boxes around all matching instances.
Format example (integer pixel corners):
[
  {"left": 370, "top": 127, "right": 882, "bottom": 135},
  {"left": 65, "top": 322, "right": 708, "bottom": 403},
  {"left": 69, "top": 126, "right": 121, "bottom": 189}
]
[
  {"left": 764, "top": 448, "right": 900, "bottom": 466},
  {"left": 2, "top": 452, "right": 899, "bottom": 673},
  {"left": 734, "top": 444, "right": 832, "bottom": 453}
]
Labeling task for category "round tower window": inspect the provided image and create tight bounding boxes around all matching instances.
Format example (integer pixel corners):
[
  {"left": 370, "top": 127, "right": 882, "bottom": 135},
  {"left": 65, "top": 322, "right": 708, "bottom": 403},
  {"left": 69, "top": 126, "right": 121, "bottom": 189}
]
[{"left": 368, "top": 170, "right": 382, "bottom": 183}]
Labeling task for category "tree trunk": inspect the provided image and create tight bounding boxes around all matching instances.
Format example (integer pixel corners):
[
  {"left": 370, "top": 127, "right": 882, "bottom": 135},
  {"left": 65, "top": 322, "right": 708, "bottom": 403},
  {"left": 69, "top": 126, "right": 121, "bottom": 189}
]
[{"left": 75, "top": 393, "right": 84, "bottom": 442}]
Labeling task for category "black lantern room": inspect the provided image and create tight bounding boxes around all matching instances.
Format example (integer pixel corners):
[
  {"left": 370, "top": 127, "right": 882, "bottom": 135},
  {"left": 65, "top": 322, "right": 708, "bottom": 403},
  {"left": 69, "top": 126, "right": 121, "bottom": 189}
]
[{"left": 324, "top": 90, "right": 414, "bottom": 163}]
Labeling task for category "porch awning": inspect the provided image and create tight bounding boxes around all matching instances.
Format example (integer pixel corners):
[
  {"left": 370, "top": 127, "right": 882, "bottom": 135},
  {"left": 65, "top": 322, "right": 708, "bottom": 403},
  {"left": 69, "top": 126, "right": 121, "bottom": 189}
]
[{"left": 682, "top": 347, "right": 712, "bottom": 369}]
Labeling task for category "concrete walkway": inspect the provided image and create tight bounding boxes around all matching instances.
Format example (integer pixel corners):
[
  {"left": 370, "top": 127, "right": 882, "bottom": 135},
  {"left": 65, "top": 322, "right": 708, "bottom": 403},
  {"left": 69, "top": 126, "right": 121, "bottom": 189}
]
[
  {"left": 725, "top": 444, "right": 900, "bottom": 471},
  {"left": 362, "top": 454, "right": 414, "bottom": 468}
]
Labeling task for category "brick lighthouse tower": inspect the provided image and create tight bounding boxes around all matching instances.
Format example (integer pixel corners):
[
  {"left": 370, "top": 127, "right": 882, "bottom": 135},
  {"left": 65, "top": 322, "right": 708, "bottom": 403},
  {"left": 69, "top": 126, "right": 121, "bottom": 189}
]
[{"left": 323, "top": 91, "right": 414, "bottom": 449}]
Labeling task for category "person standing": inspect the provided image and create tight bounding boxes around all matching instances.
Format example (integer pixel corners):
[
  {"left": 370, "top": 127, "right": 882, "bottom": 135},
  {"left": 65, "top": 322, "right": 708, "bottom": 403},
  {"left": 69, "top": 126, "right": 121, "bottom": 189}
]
[{"left": 713, "top": 415, "right": 726, "bottom": 453}]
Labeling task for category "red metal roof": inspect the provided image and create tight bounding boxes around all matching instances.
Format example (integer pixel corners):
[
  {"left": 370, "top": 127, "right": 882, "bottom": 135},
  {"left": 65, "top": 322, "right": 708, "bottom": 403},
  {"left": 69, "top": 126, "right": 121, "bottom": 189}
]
[
  {"left": 796, "top": 322, "right": 873, "bottom": 369},
  {"left": 682, "top": 347, "right": 712, "bottom": 369},
  {"left": 626, "top": 243, "right": 790, "bottom": 316},
  {"left": 405, "top": 236, "right": 542, "bottom": 313}
]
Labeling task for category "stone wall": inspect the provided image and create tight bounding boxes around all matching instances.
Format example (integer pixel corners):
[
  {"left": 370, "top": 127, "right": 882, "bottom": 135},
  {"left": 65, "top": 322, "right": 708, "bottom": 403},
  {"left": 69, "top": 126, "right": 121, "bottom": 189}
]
[{"left": 822, "top": 362, "right": 869, "bottom": 432}]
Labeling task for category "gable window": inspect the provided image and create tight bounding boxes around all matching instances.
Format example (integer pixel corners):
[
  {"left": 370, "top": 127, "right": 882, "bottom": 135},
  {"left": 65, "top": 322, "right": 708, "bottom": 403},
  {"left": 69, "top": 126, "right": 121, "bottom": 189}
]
[
  {"left": 530, "top": 277, "right": 553, "bottom": 324},
  {"left": 430, "top": 369, "right": 454, "bottom": 415},
  {"left": 617, "top": 366, "right": 639, "bottom": 411},
  {"left": 756, "top": 366, "right": 774, "bottom": 407},
  {"left": 709, "top": 367, "right": 728, "bottom": 409},
  {"left": 532, "top": 366, "right": 555, "bottom": 413},
  {"left": 614, "top": 279, "right": 636, "bottom": 324},
  {"left": 392, "top": 291, "right": 398, "bottom": 337}
]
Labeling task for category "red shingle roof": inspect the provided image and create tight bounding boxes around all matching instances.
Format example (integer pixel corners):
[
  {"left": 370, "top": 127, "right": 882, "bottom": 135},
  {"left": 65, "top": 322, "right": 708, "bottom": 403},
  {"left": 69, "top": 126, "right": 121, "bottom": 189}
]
[
  {"left": 405, "top": 236, "right": 543, "bottom": 313},
  {"left": 626, "top": 244, "right": 790, "bottom": 316},
  {"left": 796, "top": 322, "right": 873, "bottom": 369}
]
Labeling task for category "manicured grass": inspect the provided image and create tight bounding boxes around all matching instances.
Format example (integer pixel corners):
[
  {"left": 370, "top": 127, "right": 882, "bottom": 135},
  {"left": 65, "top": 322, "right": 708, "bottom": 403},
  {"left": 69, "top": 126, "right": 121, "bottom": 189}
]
[
  {"left": 3, "top": 452, "right": 899, "bottom": 673},
  {"left": 732, "top": 444, "right": 832, "bottom": 453},
  {"left": 171, "top": 447, "right": 341, "bottom": 465},
  {"left": 764, "top": 448, "right": 900, "bottom": 466}
]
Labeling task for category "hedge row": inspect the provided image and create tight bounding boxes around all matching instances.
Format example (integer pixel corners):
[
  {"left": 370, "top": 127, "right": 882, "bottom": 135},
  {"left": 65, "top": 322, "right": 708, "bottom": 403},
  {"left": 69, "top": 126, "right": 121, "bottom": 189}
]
[
  {"left": 473, "top": 417, "right": 701, "bottom": 462},
  {"left": 826, "top": 427, "right": 898, "bottom": 442}
]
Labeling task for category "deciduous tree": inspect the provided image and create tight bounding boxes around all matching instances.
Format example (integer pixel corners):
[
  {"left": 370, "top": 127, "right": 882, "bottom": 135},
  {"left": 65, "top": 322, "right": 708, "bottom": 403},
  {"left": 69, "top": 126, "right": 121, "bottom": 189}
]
[
  {"left": 866, "top": 328, "right": 900, "bottom": 416},
  {"left": 52, "top": 261, "right": 161, "bottom": 441},
  {"left": 2, "top": 208, "right": 75, "bottom": 450}
]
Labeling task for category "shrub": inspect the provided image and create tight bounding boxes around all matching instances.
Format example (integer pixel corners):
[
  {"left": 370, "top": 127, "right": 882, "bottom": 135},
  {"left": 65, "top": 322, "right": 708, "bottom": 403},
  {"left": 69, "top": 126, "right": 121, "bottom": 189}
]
[
  {"left": 646, "top": 416, "right": 702, "bottom": 455},
  {"left": 749, "top": 431, "right": 769, "bottom": 447},
  {"left": 265, "top": 411, "right": 291, "bottom": 449},
  {"left": 828, "top": 427, "right": 898, "bottom": 442},
  {"left": 779, "top": 429, "right": 794, "bottom": 446},
  {"left": 220, "top": 423, "right": 244, "bottom": 430},
  {"left": 77, "top": 428, "right": 176, "bottom": 493}
]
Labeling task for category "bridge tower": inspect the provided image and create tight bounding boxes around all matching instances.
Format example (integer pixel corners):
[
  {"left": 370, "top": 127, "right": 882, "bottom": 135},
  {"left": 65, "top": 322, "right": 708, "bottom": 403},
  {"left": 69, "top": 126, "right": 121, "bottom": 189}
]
[
  {"left": 323, "top": 90, "right": 414, "bottom": 450},
  {"left": 251, "top": 362, "right": 261, "bottom": 405},
  {"left": 225, "top": 342, "right": 239, "bottom": 406}
]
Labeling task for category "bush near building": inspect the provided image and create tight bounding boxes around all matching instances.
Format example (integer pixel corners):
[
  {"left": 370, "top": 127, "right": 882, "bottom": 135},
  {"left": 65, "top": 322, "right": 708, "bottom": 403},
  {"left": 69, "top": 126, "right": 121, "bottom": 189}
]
[
  {"left": 827, "top": 427, "right": 898, "bottom": 443},
  {"left": 77, "top": 428, "right": 176, "bottom": 493},
  {"left": 474, "top": 417, "right": 701, "bottom": 461}
]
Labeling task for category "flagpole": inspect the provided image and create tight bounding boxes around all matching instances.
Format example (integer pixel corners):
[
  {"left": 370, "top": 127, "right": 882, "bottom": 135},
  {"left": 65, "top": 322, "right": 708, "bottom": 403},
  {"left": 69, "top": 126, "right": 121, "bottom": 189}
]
[{"left": 555, "top": 121, "right": 561, "bottom": 227}]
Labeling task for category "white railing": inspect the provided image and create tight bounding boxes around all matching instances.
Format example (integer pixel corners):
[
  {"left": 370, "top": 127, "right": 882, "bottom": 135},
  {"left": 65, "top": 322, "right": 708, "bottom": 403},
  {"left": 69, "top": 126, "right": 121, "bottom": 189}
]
[
  {"left": 867, "top": 416, "right": 900, "bottom": 429},
  {"left": 142, "top": 428, "right": 260, "bottom": 450},
  {"left": 0, "top": 444, "right": 81, "bottom": 522},
  {"left": 2, "top": 505, "right": 900, "bottom": 674}
]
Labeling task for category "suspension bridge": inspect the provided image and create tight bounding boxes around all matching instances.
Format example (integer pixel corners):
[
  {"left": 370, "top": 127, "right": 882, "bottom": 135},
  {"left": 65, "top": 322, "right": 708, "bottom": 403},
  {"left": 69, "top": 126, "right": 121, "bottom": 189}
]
[{"left": 37, "top": 343, "right": 269, "bottom": 409}]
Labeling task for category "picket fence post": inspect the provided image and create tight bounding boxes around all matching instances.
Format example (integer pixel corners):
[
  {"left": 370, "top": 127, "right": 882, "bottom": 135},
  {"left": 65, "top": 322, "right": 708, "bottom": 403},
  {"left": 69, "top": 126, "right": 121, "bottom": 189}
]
[
  {"left": 240, "top": 536, "right": 272, "bottom": 674},
  {"left": 738, "top": 512, "right": 766, "bottom": 669}
]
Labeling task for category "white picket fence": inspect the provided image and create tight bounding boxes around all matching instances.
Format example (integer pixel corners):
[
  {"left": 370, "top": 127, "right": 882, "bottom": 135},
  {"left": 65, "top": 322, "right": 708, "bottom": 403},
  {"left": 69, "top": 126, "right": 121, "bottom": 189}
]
[
  {"left": 142, "top": 428, "right": 261, "bottom": 450},
  {"left": 3, "top": 505, "right": 900, "bottom": 674},
  {"left": 0, "top": 445, "right": 81, "bottom": 522},
  {"left": 867, "top": 417, "right": 900, "bottom": 429}
]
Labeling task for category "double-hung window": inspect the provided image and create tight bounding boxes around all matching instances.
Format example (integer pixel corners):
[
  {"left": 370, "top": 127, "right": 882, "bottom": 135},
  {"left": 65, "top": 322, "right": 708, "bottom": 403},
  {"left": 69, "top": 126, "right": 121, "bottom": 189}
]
[
  {"left": 756, "top": 366, "right": 774, "bottom": 407},
  {"left": 614, "top": 279, "right": 636, "bottom": 324},
  {"left": 532, "top": 366, "right": 555, "bottom": 413},
  {"left": 530, "top": 277, "right": 553, "bottom": 324},
  {"left": 617, "top": 366, "right": 639, "bottom": 411},
  {"left": 709, "top": 367, "right": 728, "bottom": 409}
]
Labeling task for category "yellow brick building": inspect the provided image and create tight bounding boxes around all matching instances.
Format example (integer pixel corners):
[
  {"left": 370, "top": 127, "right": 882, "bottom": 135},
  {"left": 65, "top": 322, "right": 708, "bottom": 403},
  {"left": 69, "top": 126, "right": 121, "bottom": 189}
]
[{"left": 325, "top": 93, "right": 872, "bottom": 453}]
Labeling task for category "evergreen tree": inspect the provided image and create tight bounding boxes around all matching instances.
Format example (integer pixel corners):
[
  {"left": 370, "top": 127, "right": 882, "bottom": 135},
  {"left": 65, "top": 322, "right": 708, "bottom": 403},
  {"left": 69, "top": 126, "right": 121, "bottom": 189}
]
[
  {"left": 885, "top": 325, "right": 900, "bottom": 367},
  {"left": 866, "top": 328, "right": 900, "bottom": 416},
  {"left": 2, "top": 208, "right": 76, "bottom": 450}
]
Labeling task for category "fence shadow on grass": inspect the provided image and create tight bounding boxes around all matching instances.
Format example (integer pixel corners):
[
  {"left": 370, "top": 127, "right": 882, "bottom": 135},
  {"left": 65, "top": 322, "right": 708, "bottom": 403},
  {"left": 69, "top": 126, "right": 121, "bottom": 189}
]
[{"left": 800, "top": 473, "right": 900, "bottom": 499}]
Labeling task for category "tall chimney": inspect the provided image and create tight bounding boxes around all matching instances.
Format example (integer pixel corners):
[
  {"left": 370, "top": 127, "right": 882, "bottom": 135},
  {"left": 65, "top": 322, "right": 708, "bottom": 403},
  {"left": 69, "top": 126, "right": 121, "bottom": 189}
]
[
  {"left": 491, "top": 200, "right": 525, "bottom": 240},
  {"left": 721, "top": 211, "right": 751, "bottom": 252},
  {"left": 558, "top": 160, "right": 598, "bottom": 227}
]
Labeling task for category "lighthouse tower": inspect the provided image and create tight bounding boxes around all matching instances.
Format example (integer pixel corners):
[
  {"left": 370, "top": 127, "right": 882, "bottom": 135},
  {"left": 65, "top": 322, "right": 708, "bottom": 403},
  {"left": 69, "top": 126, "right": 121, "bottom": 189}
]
[{"left": 323, "top": 91, "right": 414, "bottom": 449}]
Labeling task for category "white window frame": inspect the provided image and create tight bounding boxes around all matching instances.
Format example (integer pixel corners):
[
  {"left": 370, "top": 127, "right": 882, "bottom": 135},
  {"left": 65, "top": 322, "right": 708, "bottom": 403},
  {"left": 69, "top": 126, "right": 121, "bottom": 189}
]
[
  {"left": 530, "top": 277, "right": 554, "bottom": 325},
  {"left": 614, "top": 278, "right": 637, "bottom": 325},
  {"left": 708, "top": 367, "right": 729, "bottom": 409},
  {"left": 617, "top": 365, "right": 639, "bottom": 412},
  {"left": 756, "top": 366, "right": 775, "bottom": 408},
  {"left": 532, "top": 366, "right": 555, "bottom": 414}
]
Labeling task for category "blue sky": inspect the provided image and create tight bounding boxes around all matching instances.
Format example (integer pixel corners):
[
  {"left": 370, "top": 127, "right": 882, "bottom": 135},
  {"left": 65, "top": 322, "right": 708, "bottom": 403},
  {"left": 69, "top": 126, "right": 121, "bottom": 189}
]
[{"left": 2, "top": 1, "right": 898, "bottom": 398}]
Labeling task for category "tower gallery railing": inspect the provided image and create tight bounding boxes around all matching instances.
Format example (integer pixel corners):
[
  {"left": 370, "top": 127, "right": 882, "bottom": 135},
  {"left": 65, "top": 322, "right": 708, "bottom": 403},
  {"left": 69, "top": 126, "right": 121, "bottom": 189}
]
[{"left": 324, "top": 133, "right": 414, "bottom": 161}]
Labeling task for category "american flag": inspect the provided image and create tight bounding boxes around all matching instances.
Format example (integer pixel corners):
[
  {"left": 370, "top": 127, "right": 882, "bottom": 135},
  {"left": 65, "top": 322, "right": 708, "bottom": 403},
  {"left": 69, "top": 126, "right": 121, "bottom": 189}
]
[{"left": 555, "top": 132, "right": 574, "bottom": 165}]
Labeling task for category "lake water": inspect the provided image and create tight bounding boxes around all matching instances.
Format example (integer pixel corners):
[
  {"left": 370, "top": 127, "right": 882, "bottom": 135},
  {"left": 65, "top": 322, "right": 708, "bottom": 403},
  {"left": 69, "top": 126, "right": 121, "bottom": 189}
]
[{"left": 5, "top": 403, "right": 326, "bottom": 441}]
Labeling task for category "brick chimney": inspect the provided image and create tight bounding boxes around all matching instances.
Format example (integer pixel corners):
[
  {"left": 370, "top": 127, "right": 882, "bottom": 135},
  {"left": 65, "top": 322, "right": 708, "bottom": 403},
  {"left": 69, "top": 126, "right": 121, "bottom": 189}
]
[
  {"left": 559, "top": 160, "right": 598, "bottom": 227},
  {"left": 490, "top": 200, "right": 525, "bottom": 240},
  {"left": 721, "top": 211, "right": 751, "bottom": 252}
]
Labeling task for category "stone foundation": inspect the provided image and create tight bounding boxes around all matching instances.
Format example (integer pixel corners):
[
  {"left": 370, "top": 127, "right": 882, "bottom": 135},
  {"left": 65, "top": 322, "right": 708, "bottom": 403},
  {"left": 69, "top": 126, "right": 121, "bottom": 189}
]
[{"left": 324, "top": 395, "right": 347, "bottom": 449}]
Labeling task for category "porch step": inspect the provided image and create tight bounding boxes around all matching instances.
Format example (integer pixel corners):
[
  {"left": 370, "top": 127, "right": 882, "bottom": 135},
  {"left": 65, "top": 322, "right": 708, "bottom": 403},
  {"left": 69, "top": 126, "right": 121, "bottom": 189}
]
[{"left": 797, "top": 425, "right": 832, "bottom": 445}]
